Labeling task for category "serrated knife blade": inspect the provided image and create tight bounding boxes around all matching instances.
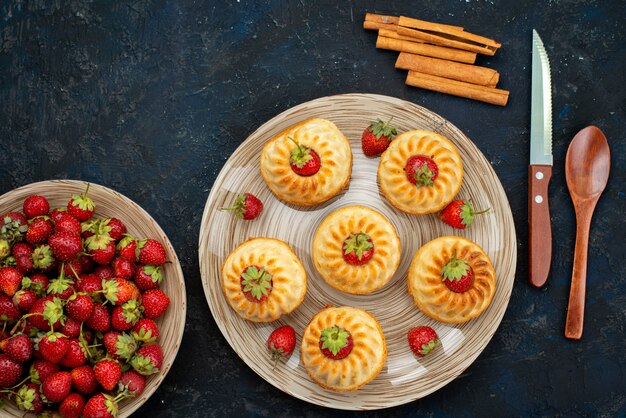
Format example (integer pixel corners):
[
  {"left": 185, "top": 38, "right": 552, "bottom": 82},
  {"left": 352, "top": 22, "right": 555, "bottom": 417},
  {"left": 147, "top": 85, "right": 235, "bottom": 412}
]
[
  {"left": 531, "top": 29, "right": 553, "bottom": 166},
  {"left": 528, "top": 29, "right": 553, "bottom": 288}
]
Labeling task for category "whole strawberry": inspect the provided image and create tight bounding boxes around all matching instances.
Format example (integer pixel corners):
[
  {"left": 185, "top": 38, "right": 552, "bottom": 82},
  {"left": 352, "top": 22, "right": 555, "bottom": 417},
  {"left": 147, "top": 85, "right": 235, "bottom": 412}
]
[
  {"left": 87, "top": 303, "right": 111, "bottom": 333},
  {"left": 94, "top": 358, "right": 122, "bottom": 391},
  {"left": 59, "top": 392, "right": 86, "bottom": 418},
  {"left": 14, "top": 382, "right": 44, "bottom": 413},
  {"left": 0, "top": 266, "right": 23, "bottom": 297},
  {"left": 288, "top": 136, "right": 321, "bottom": 176},
  {"left": 31, "top": 245, "right": 56, "bottom": 271},
  {"left": 132, "top": 318, "right": 159, "bottom": 343},
  {"left": 67, "top": 185, "right": 95, "bottom": 222},
  {"left": 117, "top": 235, "right": 138, "bottom": 262},
  {"left": 102, "top": 278, "right": 140, "bottom": 306},
  {"left": 440, "top": 200, "right": 489, "bottom": 229},
  {"left": 0, "top": 211, "right": 29, "bottom": 243},
  {"left": 222, "top": 193, "right": 264, "bottom": 220},
  {"left": 42, "top": 371, "right": 72, "bottom": 403},
  {"left": 59, "top": 339, "right": 88, "bottom": 368},
  {"left": 0, "top": 294, "right": 21, "bottom": 321},
  {"left": 361, "top": 117, "right": 397, "bottom": 156},
  {"left": 90, "top": 241, "right": 116, "bottom": 265},
  {"left": 112, "top": 256, "right": 134, "bottom": 280},
  {"left": 103, "top": 331, "right": 137, "bottom": 360},
  {"left": 54, "top": 213, "right": 82, "bottom": 235},
  {"left": 405, "top": 154, "right": 439, "bottom": 187},
  {"left": 137, "top": 239, "right": 167, "bottom": 265},
  {"left": 12, "top": 289, "right": 38, "bottom": 311},
  {"left": 48, "top": 231, "right": 82, "bottom": 262},
  {"left": 134, "top": 264, "right": 162, "bottom": 291},
  {"left": 141, "top": 289, "right": 170, "bottom": 319},
  {"left": 27, "top": 296, "right": 60, "bottom": 332},
  {"left": 60, "top": 317, "right": 81, "bottom": 338},
  {"left": 66, "top": 293, "right": 95, "bottom": 322},
  {"left": 23, "top": 195, "right": 50, "bottom": 219},
  {"left": 267, "top": 325, "right": 296, "bottom": 369},
  {"left": 130, "top": 343, "right": 163, "bottom": 375},
  {"left": 441, "top": 250, "right": 474, "bottom": 293},
  {"left": 319, "top": 326, "right": 353, "bottom": 360},
  {"left": 39, "top": 332, "right": 70, "bottom": 364},
  {"left": 25, "top": 217, "right": 53, "bottom": 244},
  {"left": 104, "top": 218, "right": 126, "bottom": 241},
  {"left": 70, "top": 365, "right": 98, "bottom": 395},
  {"left": 119, "top": 370, "right": 146, "bottom": 398},
  {"left": 29, "top": 359, "right": 60, "bottom": 384},
  {"left": 1, "top": 333, "right": 33, "bottom": 363},
  {"left": 83, "top": 393, "right": 119, "bottom": 418},
  {"left": 0, "top": 353, "right": 22, "bottom": 387},
  {"left": 111, "top": 303, "right": 141, "bottom": 331},
  {"left": 408, "top": 326, "right": 439, "bottom": 357}
]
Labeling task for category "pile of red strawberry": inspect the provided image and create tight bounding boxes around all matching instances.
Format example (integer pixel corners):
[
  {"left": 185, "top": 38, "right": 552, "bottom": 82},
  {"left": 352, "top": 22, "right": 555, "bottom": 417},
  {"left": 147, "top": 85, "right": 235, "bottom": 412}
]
[{"left": 0, "top": 187, "right": 170, "bottom": 417}]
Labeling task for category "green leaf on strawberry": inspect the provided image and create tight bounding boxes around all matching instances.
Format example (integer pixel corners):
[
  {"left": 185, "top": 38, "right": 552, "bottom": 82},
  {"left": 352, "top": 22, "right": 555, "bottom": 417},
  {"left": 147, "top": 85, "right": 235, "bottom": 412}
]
[
  {"left": 241, "top": 266, "right": 272, "bottom": 300},
  {"left": 343, "top": 232, "right": 374, "bottom": 261},
  {"left": 441, "top": 251, "right": 471, "bottom": 282},
  {"left": 368, "top": 117, "right": 397, "bottom": 140},
  {"left": 288, "top": 136, "right": 313, "bottom": 169},
  {"left": 320, "top": 326, "right": 349, "bottom": 356}
]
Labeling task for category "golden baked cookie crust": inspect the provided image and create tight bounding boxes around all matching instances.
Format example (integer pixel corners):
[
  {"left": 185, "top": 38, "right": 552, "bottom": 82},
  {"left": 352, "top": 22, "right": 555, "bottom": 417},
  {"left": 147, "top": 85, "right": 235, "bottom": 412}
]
[
  {"left": 260, "top": 118, "right": 352, "bottom": 206},
  {"left": 221, "top": 238, "right": 306, "bottom": 322},
  {"left": 312, "top": 206, "right": 401, "bottom": 294},
  {"left": 408, "top": 236, "right": 496, "bottom": 324},
  {"left": 378, "top": 130, "right": 463, "bottom": 215},
  {"left": 301, "top": 306, "right": 387, "bottom": 392}
]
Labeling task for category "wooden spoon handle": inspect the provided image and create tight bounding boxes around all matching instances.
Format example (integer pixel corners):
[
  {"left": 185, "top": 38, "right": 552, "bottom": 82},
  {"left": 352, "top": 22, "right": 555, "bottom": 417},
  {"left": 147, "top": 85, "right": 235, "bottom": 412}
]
[
  {"left": 528, "top": 165, "right": 552, "bottom": 287},
  {"left": 564, "top": 206, "right": 593, "bottom": 339}
]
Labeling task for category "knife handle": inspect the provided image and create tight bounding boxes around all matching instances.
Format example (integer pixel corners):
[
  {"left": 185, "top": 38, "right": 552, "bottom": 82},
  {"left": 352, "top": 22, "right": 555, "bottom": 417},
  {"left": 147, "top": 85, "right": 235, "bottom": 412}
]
[{"left": 528, "top": 165, "right": 552, "bottom": 288}]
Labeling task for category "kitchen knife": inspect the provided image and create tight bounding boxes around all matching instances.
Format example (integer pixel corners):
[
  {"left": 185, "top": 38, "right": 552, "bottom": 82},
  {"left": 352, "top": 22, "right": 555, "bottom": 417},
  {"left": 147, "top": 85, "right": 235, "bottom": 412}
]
[{"left": 529, "top": 30, "right": 553, "bottom": 288}]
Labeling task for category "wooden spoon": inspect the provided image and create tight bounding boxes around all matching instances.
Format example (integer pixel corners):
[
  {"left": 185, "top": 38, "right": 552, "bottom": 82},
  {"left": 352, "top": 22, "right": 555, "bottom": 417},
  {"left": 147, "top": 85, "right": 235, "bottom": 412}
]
[{"left": 564, "top": 126, "right": 610, "bottom": 340}]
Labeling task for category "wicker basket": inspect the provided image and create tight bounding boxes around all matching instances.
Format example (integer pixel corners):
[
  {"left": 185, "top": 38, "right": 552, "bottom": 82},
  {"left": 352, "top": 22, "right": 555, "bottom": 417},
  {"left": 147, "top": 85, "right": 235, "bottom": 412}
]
[{"left": 0, "top": 179, "right": 186, "bottom": 417}]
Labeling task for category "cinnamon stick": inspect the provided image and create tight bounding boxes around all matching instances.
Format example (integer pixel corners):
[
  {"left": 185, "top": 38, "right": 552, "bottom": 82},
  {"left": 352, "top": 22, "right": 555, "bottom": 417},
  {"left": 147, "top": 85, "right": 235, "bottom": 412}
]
[
  {"left": 364, "top": 13, "right": 399, "bottom": 25},
  {"left": 397, "top": 26, "right": 498, "bottom": 56},
  {"left": 406, "top": 71, "right": 509, "bottom": 106},
  {"left": 397, "top": 16, "right": 503, "bottom": 48},
  {"left": 379, "top": 28, "right": 424, "bottom": 43},
  {"left": 376, "top": 36, "right": 476, "bottom": 64},
  {"left": 363, "top": 20, "right": 397, "bottom": 31},
  {"left": 396, "top": 52, "right": 499, "bottom": 86}
]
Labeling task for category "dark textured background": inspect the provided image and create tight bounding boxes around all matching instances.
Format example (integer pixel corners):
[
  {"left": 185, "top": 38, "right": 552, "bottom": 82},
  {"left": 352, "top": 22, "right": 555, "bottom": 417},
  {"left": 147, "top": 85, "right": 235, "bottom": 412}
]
[{"left": 1, "top": 0, "right": 625, "bottom": 417}]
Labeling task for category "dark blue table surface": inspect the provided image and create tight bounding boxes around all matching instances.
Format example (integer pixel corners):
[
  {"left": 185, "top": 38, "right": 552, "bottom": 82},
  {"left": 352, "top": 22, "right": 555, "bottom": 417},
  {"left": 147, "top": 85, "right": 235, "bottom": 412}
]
[{"left": 1, "top": 1, "right": 625, "bottom": 417}]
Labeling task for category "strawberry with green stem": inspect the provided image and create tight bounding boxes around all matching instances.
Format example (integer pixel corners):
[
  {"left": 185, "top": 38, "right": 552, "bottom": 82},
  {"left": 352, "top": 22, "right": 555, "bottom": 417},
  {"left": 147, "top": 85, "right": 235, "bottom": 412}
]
[
  {"left": 404, "top": 155, "right": 438, "bottom": 187},
  {"left": 94, "top": 358, "right": 122, "bottom": 391},
  {"left": 440, "top": 200, "right": 489, "bottom": 229},
  {"left": 319, "top": 326, "right": 353, "bottom": 360},
  {"left": 361, "top": 117, "right": 398, "bottom": 156},
  {"left": 67, "top": 184, "right": 95, "bottom": 222},
  {"left": 0, "top": 212, "right": 29, "bottom": 244},
  {"left": 130, "top": 344, "right": 162, "bottom": 376},
  {"left": 221, "top": 193, "right": 264, "bottom": 220},
  {"left": 408, "top": 326, "right": 439, "bottom": 357},
  {"left": 239, "top": 266, "right": 272, "bottom": 303},
  {"left": 131, "top": 318, "right": 159, "bottom": 344},
  {"left": 342, "top": 232, "right": 375, "bottom": 265},
  {"left": 12, "top": 382, "right": 44, "bottom": 413},
  {"left": 288, "top": 136, "right": 321, "bottom": 176},
  {"left": 83, "top": 392, "right": 129, "bottom": 418},
  {"left": 134, "top": 264, "right": 162, "bottom": 291},
  {"left": 441, "top": 250, "right": 474, "bottom": 293},
  {"left": 267, "top": 325, "right": 296, "bottom": 370}
]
